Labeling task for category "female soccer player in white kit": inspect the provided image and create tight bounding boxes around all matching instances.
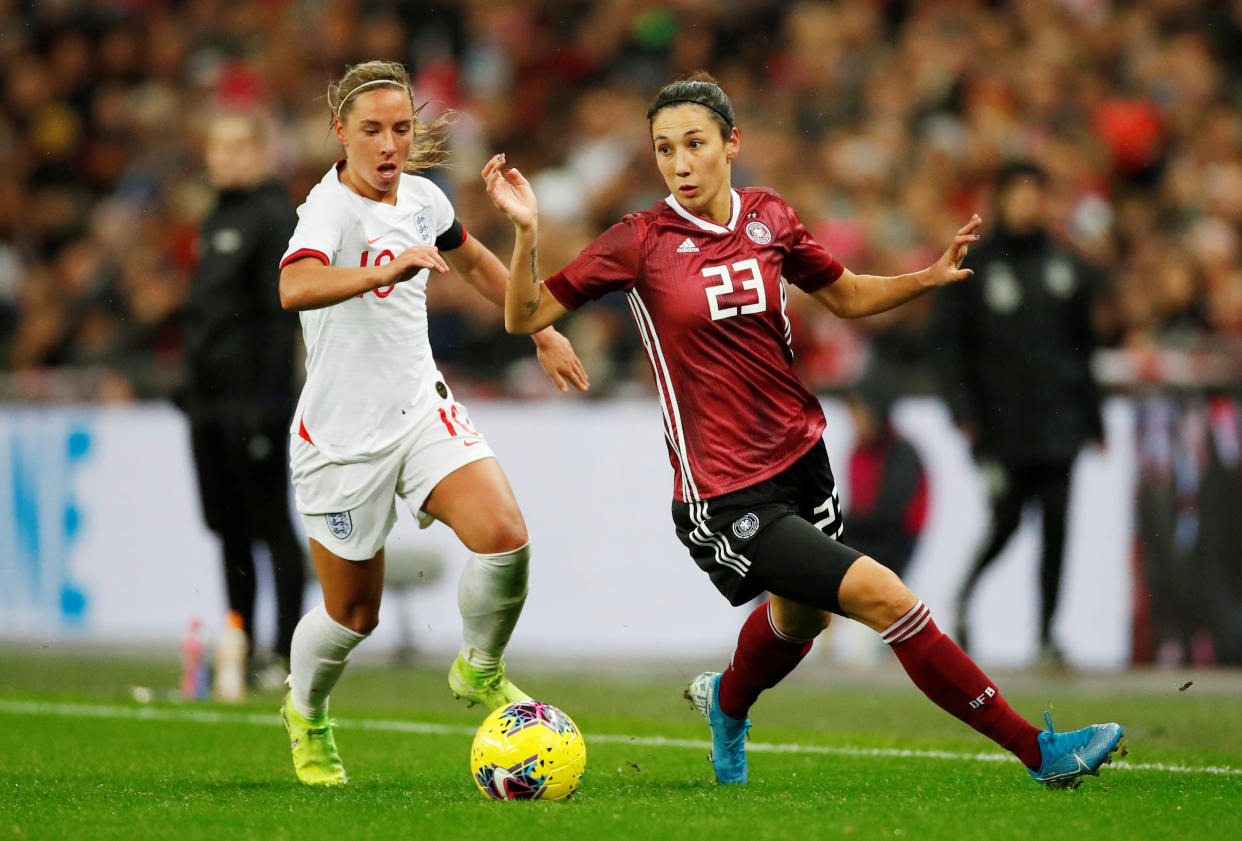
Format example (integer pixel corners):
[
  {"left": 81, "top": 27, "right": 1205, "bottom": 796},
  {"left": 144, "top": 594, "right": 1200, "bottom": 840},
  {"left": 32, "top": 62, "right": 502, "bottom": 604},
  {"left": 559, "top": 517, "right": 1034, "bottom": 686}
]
[{"left": 276, "top": 60, "right": 588, "bottom": 786}]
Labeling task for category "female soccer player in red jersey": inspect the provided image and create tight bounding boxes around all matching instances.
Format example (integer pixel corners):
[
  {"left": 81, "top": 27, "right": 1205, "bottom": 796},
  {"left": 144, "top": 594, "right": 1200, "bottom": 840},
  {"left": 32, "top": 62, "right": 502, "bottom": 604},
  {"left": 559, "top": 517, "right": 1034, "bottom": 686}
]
[
  {"left": 275, "top": 61, "right": 588, "bottom": 786},
  {"left": 484, "top": 72, "right": 1122, "bottom": 789}
]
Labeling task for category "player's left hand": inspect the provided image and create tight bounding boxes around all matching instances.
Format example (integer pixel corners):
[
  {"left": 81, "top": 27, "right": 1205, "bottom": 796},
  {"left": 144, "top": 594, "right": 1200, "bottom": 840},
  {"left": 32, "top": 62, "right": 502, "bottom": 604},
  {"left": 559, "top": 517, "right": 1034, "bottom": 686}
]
[
  {"left": 483, "top": 154, "right": 537, "bottom": 231},
  {"left": 929, "top": 215, "right": 983, "bottom": 287},
  {"left": 532, "top": 326, "right": 590, "bottom": 393}
]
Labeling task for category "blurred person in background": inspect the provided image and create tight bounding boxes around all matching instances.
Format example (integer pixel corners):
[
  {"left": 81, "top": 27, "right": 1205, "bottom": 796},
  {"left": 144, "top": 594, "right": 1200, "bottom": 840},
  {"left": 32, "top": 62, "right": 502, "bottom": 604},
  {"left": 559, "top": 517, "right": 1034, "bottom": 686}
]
[
  {"left": 3, "top": 0, "right": 1241, "bottom": 401},
  {"left": 933, "top": 161, "right": 1105, "bottom": 667},
  {"left": 844, "top": 371, "right": 928, "bottom": 581},
  {"left": 180, "top": 111, "right": 304, "bottom": 688}
]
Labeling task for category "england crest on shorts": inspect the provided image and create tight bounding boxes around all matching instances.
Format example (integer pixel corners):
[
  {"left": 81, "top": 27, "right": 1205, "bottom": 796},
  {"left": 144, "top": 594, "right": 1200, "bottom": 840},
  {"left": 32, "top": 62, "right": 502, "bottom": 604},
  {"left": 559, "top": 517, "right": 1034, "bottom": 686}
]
[
  {"left": 732, "top": 512, "right": 761, "bottom": 539},
  {"left": 745, "top": 220, "right": 772, "bottom": 245},
  {"left": 326, "top": 511, "right": 353, "bottom": 540}
]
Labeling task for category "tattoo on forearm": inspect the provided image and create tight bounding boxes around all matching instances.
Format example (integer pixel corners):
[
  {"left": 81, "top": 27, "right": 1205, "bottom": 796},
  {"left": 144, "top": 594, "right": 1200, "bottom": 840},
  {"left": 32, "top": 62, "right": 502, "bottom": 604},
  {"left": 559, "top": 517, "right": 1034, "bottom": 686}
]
[
  {"left": 523, "top": 246, "right": 541, "bottom": 316},
  {"left": 525, "top": 286, "right": 543, "bottom": 315}
]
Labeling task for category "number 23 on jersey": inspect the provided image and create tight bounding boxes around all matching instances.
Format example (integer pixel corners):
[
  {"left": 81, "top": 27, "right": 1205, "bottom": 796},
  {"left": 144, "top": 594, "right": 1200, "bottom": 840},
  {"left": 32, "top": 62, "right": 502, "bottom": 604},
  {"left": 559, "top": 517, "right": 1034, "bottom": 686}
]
[{"left": 702, "top": 257, "right": 765, "bottom": 321}]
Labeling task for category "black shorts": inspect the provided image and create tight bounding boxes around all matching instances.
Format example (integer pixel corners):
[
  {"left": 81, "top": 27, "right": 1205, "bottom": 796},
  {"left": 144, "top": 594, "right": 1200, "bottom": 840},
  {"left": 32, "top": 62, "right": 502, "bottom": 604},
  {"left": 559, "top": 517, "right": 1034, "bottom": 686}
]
[{"left": 671, "top": 440, "right": 863, "bottom": 614}]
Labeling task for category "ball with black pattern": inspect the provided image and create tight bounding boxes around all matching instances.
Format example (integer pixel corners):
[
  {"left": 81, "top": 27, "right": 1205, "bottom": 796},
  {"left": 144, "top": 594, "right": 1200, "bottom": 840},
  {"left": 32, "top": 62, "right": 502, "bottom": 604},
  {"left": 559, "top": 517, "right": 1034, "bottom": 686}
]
[{"left": 470, "top": 701, "right": 587, "bottom": 801}]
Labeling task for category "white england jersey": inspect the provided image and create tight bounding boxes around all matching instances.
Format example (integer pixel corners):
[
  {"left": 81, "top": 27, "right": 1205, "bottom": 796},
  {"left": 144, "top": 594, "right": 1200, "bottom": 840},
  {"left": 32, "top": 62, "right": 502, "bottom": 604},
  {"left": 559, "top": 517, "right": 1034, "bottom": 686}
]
[{"left": 281, "top": 163, "right": 461, "bottom": 463}]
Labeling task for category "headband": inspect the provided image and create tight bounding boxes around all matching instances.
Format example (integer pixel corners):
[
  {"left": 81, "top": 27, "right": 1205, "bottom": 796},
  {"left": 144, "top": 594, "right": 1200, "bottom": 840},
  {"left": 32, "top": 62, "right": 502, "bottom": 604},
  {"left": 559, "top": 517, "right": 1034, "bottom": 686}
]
[
  {"left": 336, "top": 79, "right": 409, "bottom": 118},
  {"left": 653, "top": 98, "right": 734, "bottom": 128}
]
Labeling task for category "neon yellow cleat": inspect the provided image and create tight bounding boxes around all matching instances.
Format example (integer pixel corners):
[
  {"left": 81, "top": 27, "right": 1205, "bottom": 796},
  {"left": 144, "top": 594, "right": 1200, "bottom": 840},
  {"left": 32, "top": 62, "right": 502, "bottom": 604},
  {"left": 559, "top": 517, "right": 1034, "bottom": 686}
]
[
  {"left": 448, "top": 656, "right": 532, "bottom": 710},
  {"left": 280, "top": 693, "right": 348, "bottom": 786}
]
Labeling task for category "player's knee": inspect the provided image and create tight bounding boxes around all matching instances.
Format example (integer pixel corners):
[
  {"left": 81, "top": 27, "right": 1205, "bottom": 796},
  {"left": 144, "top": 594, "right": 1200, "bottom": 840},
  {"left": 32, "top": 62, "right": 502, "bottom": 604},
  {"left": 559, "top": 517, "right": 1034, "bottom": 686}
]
[
  {"left": 473, "top": 510, "right": 529, "bottom": 555},
  {"left": 335, "top": 604, "right": 380, "bottom": 635},
  {"left": 780, "top": 612, "right": 829, "bottom": 640},
  {"left": 770, "top": 597, "right": 830, "bottom": 639},
  {"left": 838, "top": 557, "right": 917, "bottom": 631},
  {"left": 346, "top": 613, "right": 380, "bottom": 636}
]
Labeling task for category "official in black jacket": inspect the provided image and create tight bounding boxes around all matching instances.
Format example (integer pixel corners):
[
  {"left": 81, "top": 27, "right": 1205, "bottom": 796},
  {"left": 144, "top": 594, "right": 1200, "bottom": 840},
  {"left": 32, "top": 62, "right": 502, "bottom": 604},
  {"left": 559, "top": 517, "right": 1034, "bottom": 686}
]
[
  {"left": 181, "top": 111, "right": 303, "bottom": 682},
  {"left": 932, "top": 161, "right": 1104, "bottom": 665}
]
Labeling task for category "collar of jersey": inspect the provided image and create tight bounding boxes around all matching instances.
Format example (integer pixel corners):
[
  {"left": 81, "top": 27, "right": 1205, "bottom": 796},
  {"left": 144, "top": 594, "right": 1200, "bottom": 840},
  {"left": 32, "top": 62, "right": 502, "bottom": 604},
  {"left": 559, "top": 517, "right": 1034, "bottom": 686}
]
[
  {"left": 332, "top": 160, "right": 404, "bottom": 209},
  {"left": 664, "top": 189, "right": 741, "bottom": 235}
]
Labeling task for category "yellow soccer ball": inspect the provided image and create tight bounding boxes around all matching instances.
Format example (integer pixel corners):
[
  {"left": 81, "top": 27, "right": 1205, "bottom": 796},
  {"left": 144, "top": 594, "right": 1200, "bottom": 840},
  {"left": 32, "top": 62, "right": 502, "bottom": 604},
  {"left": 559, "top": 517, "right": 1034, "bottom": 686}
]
[{"left": 470, "top": 701, "right": 587, "bottom": 801}]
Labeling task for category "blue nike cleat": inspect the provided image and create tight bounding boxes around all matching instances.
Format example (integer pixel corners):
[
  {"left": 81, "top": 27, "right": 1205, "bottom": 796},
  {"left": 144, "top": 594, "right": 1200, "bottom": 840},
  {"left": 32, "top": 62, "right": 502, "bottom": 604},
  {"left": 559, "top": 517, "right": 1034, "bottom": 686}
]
[
  {"left": 1029, "top": 711, "right": 1123, "bottom": 789},
  {"left": 685, "top": 672, "right": 751, "bottom": 784}
]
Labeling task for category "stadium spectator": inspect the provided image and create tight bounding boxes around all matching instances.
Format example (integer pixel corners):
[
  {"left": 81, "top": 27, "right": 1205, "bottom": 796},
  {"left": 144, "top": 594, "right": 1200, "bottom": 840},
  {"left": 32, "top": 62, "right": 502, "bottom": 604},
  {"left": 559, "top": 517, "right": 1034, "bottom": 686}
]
[
  {"left": 933, "top": 161, "right": 1105, "bottom": 667},
  {"left": 1, "top": 1, "right": 1241, "bottom": 398},
  {"left": 843, "top": 371, "right": 928, "bottom": 580},
  {"left": 485, "top": 71, "right": 1122, "bottom": 790},
  {"left": 180, "top": 110, "right": 304, "bottom": 688}
]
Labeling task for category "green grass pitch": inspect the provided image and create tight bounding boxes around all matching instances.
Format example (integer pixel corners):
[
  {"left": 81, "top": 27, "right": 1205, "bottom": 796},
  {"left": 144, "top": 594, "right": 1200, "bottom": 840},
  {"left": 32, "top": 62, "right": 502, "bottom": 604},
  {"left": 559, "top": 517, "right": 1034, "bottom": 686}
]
[{"left": 3, "top": 650, "right": 1239, "bottom": 841}]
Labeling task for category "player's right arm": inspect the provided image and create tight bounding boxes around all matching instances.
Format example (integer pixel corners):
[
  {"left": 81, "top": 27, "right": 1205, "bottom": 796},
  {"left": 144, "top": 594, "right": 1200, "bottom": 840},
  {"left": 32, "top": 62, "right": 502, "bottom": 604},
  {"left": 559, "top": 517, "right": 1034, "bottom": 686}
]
[
  {"left": 482, "top": 154, "right": 569, "bottom": 334},
  {"left": 279, "top": 246, "right": 449, "bottom": 311}
]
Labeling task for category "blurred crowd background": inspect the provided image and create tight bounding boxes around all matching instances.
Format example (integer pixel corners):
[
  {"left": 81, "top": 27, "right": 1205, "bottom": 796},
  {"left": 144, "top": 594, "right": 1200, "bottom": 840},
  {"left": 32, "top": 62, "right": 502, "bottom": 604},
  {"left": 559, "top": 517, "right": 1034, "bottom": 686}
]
[{"left": 3, "top": 0, "right": 1242, "bottom": 401}]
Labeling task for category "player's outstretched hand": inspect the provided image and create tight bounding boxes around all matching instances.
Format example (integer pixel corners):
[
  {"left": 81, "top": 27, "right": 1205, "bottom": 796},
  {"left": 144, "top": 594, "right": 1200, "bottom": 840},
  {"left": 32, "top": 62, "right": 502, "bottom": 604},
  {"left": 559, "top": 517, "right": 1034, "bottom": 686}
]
[
  {"left": 384, "top": 245, "right": 449, "bottom": 285},
  {"left": 533, "top": 326, "right": 590, "bottom": 393},
  {"left": 929, "top": 214, "right": 983, "bottom": 287},
  {"left": 483, "top": 154, "right": 537, "bottom": 230}
]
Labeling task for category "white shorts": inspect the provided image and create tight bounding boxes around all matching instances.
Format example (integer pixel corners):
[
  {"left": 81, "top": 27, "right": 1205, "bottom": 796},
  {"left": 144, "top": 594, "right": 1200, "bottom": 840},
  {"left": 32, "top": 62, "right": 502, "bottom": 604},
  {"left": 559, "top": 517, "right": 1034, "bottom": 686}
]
[{"left": 291, "top": 399, "right": 495, "bottom": 561}]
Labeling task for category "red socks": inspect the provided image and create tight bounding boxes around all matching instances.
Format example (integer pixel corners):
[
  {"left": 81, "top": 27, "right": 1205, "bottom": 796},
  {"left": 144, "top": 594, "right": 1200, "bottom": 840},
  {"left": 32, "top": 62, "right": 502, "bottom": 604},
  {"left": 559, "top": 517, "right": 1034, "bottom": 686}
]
[
  {"left": 884, "top": 601, "right": 1042, "bottom": 770},
  {"left": 715, "top": 598, "right": 1043, "bottom": 771},
  {"left": 717, "top": 600, "right": 813, "bottom": 720}
]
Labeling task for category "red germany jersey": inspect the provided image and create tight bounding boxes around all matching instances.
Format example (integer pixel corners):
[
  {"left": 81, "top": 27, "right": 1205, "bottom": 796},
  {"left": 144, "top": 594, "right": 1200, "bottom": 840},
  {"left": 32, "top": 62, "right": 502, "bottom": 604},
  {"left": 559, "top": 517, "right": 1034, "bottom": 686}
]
[{"left": 544, "top": 187, "right": 844, "bottom": 502}]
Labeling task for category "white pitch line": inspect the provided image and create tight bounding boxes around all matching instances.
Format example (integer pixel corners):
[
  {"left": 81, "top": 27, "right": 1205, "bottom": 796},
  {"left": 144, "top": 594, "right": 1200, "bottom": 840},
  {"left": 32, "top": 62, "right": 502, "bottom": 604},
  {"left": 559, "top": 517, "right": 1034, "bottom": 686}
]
[{"left": 3, "top": 699, "right": 1239, "bottom": 778}]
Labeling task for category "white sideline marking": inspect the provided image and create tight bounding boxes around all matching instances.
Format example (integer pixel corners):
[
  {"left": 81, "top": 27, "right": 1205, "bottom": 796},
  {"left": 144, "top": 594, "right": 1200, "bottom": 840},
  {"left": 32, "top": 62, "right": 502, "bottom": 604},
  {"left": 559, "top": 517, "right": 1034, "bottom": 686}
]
[{"left": 3, "top": 699, "right": 1239, "bottom": 778}]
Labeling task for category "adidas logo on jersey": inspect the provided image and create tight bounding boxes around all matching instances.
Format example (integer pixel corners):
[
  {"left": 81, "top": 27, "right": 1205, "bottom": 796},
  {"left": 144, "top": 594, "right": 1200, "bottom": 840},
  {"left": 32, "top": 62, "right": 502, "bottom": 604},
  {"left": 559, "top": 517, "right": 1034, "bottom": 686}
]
[{"left": 676, "top": 238, "right": 699, "bottom": 253}]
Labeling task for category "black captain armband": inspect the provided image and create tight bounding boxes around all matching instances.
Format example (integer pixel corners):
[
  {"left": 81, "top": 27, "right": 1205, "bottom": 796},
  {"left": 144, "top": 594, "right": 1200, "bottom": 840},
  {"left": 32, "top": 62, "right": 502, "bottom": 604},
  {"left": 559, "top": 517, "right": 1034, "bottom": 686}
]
[{"left": 436, "top": 218, "right": 467, "bottom": 252}]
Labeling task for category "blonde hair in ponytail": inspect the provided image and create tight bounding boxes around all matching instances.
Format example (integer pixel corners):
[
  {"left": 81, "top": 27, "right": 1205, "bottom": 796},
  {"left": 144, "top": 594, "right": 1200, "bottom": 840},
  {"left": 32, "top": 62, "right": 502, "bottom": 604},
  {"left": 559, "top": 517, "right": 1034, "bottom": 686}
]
[{"left": 327, "top": 60, "right": 450, "bottom": 173}]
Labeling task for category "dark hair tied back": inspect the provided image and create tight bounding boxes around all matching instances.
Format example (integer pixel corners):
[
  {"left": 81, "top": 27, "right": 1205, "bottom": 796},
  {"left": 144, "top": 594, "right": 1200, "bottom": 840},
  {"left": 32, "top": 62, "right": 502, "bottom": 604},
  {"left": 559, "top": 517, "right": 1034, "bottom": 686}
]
[
  {"left": 647, "top": 71, "right": 735, "bottom": 139},
  {"left": 994, "top": 159, "right": 1048, "bottom": 194}
]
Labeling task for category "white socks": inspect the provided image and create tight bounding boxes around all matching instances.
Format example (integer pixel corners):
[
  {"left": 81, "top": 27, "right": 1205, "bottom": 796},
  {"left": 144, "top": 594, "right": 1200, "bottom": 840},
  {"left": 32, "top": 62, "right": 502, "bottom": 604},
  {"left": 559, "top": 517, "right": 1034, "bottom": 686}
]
[
  {"left": 288, "top": 544, "right": 529, "bottom": 717},
  {"left": 457, "top": 542, "right": 531, "bottom": 670},
  {"left": 288, "top": 604, "right": 368, "bottom": 721}
]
